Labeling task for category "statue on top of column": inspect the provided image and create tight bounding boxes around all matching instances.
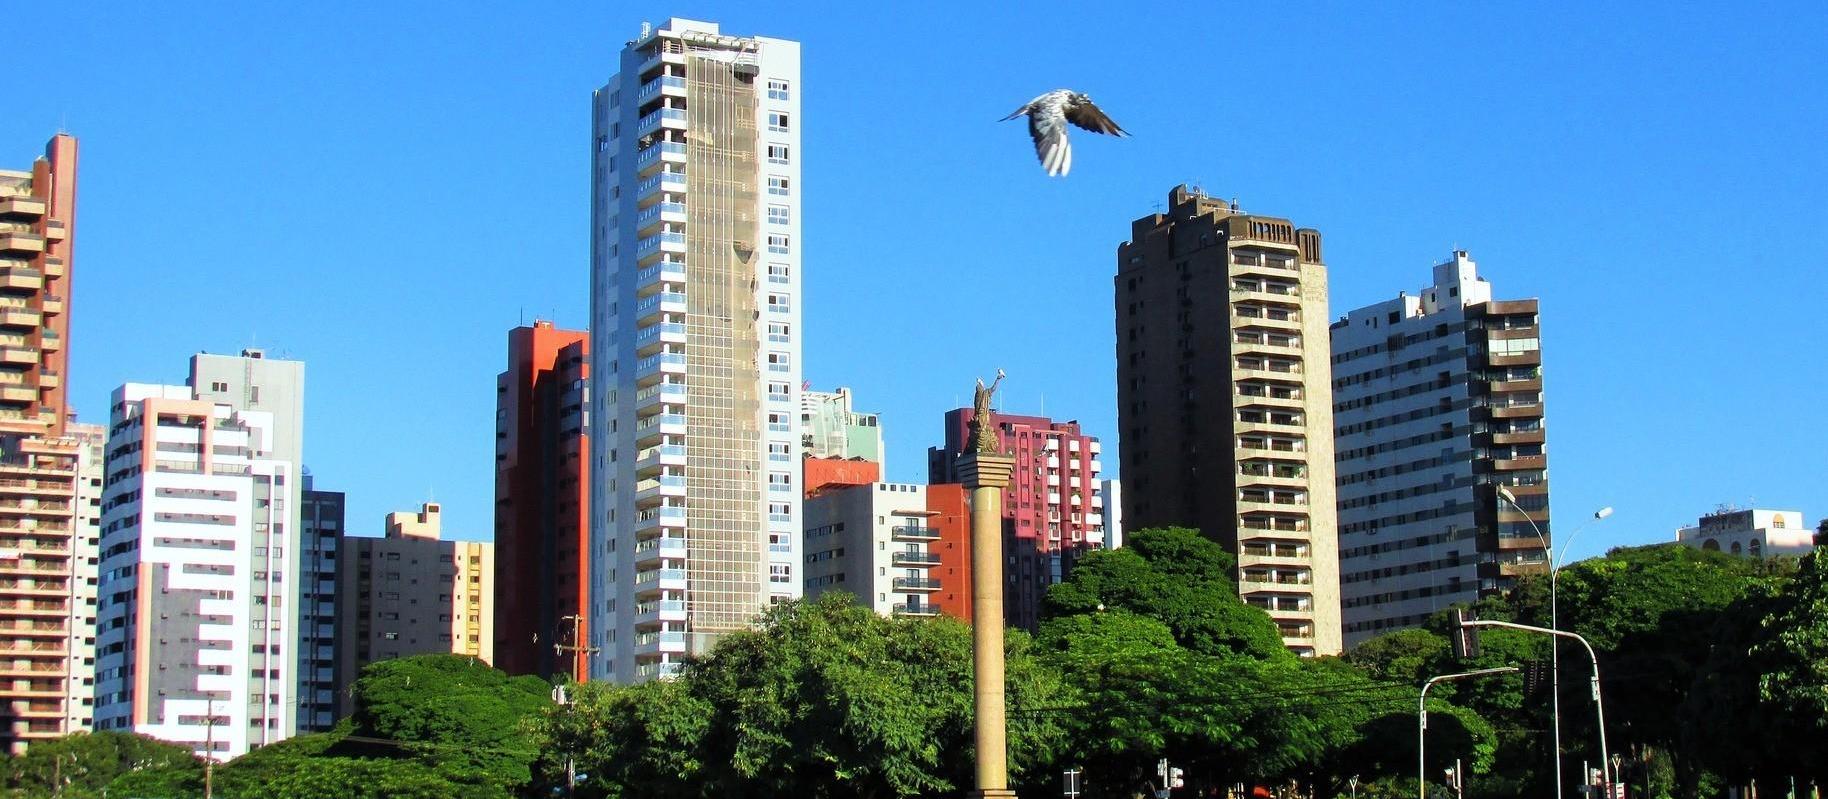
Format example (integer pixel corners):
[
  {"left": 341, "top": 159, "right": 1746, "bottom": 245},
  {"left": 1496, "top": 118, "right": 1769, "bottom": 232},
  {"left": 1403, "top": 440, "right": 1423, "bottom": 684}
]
[{"left": 969, "top": 369, "right": 1006, "bottom": 455}]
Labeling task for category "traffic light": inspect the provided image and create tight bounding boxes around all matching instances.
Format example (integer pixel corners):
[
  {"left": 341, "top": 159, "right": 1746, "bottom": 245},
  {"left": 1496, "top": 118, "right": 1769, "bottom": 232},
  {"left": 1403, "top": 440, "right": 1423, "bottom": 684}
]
[
  {"left": 1522, "top": 659, "right": 1549, "bottom": 695},
  {"left": 1450, "top": 608, "right": 1482, "bottom": 659},
  {"left": 1169, "top": 767, "right": 1184, "bottom": 789}
]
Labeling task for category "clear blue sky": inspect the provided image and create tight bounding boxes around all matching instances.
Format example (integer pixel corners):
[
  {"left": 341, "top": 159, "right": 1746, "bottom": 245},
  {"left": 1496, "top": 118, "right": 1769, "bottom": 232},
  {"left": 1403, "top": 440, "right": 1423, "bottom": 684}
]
[{"left": 6, "top": 3, "right": 1824, "bottom": 557}]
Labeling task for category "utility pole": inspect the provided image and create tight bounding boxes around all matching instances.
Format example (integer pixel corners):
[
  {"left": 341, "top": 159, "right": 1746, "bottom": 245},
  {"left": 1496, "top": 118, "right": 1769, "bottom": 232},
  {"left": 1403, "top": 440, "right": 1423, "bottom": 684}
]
[
  {"left": 203, "top": 704, "right": 217, "bottom": 799},
  {"left": 554, "top": 614, "right": 599, "bottom": 683}
]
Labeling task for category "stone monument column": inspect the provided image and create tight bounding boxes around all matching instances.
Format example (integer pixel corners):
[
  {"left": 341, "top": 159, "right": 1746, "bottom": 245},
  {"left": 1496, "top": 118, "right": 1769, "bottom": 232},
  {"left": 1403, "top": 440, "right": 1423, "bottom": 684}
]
[
  {"left": 957, "top": 450, "right": 1015, "bottom": 798},
  {"left": 959, "top": 368, "right": 1015, "bottom": 799}
]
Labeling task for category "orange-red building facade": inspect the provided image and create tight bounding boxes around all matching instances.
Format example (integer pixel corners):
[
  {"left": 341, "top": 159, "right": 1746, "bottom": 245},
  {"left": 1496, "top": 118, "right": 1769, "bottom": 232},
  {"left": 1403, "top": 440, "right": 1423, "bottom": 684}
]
[{"left": 493, "top": 322, "right": 590, "bottom": 679}]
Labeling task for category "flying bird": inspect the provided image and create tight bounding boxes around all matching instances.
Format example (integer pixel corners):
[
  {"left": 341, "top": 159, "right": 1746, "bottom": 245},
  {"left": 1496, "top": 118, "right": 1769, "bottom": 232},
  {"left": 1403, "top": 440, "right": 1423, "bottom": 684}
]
[{"left": 1001, "top": 90, "right": 1128, "bottom": 177}]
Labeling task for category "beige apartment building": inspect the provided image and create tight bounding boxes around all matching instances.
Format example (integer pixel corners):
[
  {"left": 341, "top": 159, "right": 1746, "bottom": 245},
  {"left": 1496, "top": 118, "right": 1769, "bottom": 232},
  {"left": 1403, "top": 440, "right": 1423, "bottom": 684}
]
[
  {"left": 0, "top": 134, "right": 99, "bottom": 751},
  {"left": 337, "top": 503, "right": 493, "bottom": 713},
  {"left": 1115, "top": 185, "right": 1342, "bottom": 656}
]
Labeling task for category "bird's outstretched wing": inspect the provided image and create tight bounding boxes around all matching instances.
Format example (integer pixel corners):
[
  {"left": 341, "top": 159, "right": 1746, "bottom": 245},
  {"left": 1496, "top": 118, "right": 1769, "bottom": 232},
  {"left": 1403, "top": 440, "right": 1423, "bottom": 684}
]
[
  {"left": 1028, "top": 102, "right": 1073, "bottom": 177},
  {"left": 1065, "top": 98, "right": 1127, "bottom": 137}
]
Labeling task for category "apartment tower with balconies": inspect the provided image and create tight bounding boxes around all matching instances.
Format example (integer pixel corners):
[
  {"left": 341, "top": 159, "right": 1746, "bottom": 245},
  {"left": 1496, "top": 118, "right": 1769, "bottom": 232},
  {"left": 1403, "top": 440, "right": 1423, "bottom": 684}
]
[
  {"left": 1115, "top": 185, "right": 1342, "bottom": 656},
  {"left": 0, "top": 134, "right": 90, "bottom": 751},
  {"left": 929, "top": 410, "right": 1106, "bottom": 632},
  {"left": 590, "top": 19, "right": 803, "bottom": 682},
  {"left": 1331, "top": 252, "right": 1551, "bottom": 647}
]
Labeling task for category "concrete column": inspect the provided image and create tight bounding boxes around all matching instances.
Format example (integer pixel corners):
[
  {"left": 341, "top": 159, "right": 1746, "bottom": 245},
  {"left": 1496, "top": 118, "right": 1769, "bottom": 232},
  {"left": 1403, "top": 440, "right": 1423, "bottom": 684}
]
[{"left": 957, "top": 452, "right": 1016, "bottom": 799}]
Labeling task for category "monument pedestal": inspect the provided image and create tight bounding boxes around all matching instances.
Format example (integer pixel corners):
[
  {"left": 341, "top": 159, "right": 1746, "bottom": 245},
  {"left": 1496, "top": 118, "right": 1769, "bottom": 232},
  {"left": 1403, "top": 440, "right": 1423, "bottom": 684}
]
[{"left": 957, "top": 452, "right": 1016, "bottom": 798}]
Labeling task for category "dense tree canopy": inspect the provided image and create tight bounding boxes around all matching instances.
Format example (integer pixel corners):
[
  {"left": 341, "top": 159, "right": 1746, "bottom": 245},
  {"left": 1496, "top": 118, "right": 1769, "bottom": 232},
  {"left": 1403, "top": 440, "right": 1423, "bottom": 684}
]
[{"left": 537, "top": 592, "right": 1067, "bottom": 799}]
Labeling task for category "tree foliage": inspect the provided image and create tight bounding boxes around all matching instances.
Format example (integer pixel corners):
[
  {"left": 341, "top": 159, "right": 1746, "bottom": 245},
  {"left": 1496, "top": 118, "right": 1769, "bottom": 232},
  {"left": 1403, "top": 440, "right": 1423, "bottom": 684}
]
[
  {"left": 3, "top": 730, "right": 200, "bottom": 798},
  {"left": 537, "top": 593, "right": 1067, "bottom": 799},
  {"left": 1044, "top": 526, "right": 1288, "bottom": 660}
]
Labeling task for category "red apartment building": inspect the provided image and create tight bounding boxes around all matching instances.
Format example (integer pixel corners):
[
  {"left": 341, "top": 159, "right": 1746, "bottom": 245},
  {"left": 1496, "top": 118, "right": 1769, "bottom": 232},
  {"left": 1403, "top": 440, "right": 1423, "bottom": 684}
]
[
  {"left": 929, "top": 409, "right": 1106, "bottom": 631},
  {"left": 493, "top": 322, "right": 590, "bottom": 679}
]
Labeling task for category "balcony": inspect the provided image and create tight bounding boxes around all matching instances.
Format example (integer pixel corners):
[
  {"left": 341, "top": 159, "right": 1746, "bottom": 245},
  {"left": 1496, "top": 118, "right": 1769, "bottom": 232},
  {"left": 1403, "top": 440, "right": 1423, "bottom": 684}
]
[
  {"left": 634, "top": 322, "right": 688, "bottom": 351},
  {"left": 40, "top": 258, "right": 62, "bottom": 278},
  {"left": 635, "top": 232, "right": 686, "bottom": 259},
  {"left": 890, "top": 524, "right": 939, "bottom": 542},
  {"left": 635, "top": 170, "right": 687, "bottom": 201},
  {"left": 635, "top": 261, "right": 686, "bottom": 294},
  {"left": 1492, "top": 455, "right": 1547, "bottom": 471},
  {"left": 0, "top": 346, "right": 36, "bottom": 366},
  {"left": 638, "top": 75, "right": 687, "bottom": 100},
  {"left": 634, "top": 474, "right": 687, "bottom": 502},
  {"left": 892, "top": 603, "right": 941, "bottom": 617},
  {"left": 636, "top": 107, "right": 687, "bottom": 136},
  {"left": 631, "top": 629, "right": 687, "bottom": 654},
  {"left": 632, "top": 442, "right": 683, "bottom": 471},
  {"left": 0, "top": 232, "right": 44, "bottom": 254},
  {"left": 634, "top": 353, "right": 686, "bottom": 381},
  {"left": 42, "top": 221, "right": 65, "bottom": 241},
  {"left": 633, "top": 506, "right": 686, "bottom": 535},
  {"left": 631, "top": 599, "right": 688, "bottom": 625},
  {"left": 635, "top": 201, "right": 687, "bottom": 235},
  {"left": 0, "top": 385, "right": 35, "bottom": 403},
  {"left": 0, "top": 197, "right": 46, "bottom": 216},
  {"left": 634, "top": 142, "right": 688, "bottom": 169},
  {"left": 634, "top": 661, "right": 684, "bottom": 680},
  {"left": 0, "top": 307, "right": 40, "bottom": 328},
  {"left": 891, "top": 551, "right": 942, "bottom": 568},
  {"left": 39, "top": 295, "right": 61, "bottom": 315},
  {"left": 0, "top": 267, "right": 42, "bottom": 292},
  {"left": 633, "top": 534, "right": 688, "bottom": 564},
  {"left": 37, "top": 333, "right": 58, "bottom": 352},
  {"left": 892, "top": 577, "right": 942, "bottom": 592},
  {"left": 634, "top": 291, "right": 687, "bottom": 320}
]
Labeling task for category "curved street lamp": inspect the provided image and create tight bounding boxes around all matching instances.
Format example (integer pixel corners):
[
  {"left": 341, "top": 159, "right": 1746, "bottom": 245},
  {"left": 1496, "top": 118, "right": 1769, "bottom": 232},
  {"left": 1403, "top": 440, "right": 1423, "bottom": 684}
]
[{"left": 1496, "top": 484, "right": 1611, "bottom": 799}]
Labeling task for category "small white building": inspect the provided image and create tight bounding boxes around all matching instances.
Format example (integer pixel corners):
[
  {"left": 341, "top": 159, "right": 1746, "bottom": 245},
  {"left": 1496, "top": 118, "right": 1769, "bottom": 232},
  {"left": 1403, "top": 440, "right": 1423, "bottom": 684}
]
[
  {"left": 1675, "top": 508, "right": 1814, "bottom": 558},
  {"left": 803, "top": 482, "right": 963, "bottom": 619}
]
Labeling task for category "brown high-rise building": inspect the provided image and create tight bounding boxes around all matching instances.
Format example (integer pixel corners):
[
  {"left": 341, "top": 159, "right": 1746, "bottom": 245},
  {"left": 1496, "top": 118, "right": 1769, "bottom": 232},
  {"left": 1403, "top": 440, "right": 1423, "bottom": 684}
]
[
  {"left": 0, "top": 134, "right": 94, "bottom": 751},
  {"left": 1115, "top": 185, "right": 1342, "bottom": 656},
  {"left": 493, "top": 322, "right": 590, "bottom": 680},
  {"left": 337, "top": 503, "right": 494, "bottom": 716}
]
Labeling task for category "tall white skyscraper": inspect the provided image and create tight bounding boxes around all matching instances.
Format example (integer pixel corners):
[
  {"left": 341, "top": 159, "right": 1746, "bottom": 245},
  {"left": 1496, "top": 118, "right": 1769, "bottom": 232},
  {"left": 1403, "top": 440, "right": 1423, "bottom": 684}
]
[
  {"left": 590, "top": 19, "right": 803, "bottom": 682},
  {"left": 1331, "top": 252, "right": 1550, "bottom": 647},
  {"left": 93, "top": 350, "right": 305, "bottom": 758}
]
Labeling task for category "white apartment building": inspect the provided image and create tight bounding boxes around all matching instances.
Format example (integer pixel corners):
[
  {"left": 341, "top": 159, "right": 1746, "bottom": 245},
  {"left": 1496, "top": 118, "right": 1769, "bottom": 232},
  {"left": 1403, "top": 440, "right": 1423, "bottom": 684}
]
[
  {"left": 803, "top": 483, "right": 952, "bottom": 618},
  {"left": 590, "top": 18, "right": 804, "bottom": 682},
  {"left": 93, "top": 384, "right": 296, "bottom": 759},
  {"left": 1331, "top": 252, "right": 1551, "bottom": 648},
  {"left": 61, "top": 423, "right": 104, "bottom": 736},
  {"left": 1676, "top": 508, "right": 1815, "bottom": 557}
]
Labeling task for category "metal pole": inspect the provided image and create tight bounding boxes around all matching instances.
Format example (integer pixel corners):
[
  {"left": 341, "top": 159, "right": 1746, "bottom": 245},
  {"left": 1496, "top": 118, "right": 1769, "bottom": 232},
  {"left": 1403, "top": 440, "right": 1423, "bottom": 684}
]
[
  {"left": 1420, "top": 667, "right": 1519, "bottom": 799},
  {"left": 1462, "top": 619, "right": 1611, "bottom": 795},
  {"left": 1499, "top": 488, "right": 1561, "bottom": 799}
]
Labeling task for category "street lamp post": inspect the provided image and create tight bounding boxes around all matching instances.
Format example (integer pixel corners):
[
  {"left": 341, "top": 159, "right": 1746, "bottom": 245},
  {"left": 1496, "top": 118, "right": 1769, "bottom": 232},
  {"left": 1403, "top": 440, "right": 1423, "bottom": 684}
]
[
  {"left": 1458, "top": 618, "right": 1614, "bottom": 796},
  {"left": 1420, "top": 667, "right": 1520, "bottom": 799},
  {"left": 1497, "top": 484, "right": 1612, "bottom": 799}
]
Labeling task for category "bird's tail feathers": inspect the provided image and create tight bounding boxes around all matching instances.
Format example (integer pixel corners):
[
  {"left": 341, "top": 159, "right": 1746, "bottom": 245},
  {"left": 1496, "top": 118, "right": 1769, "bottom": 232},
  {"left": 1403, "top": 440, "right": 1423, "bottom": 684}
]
[{"left": 998, "top": 106, "right": 1029, "bottom": 122}]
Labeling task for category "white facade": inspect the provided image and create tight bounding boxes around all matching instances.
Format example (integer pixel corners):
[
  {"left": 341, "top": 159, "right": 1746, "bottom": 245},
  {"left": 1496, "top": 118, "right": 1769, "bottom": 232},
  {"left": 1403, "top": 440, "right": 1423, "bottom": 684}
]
[
  {"left": 803, "top": 483, "right": 942, "bottom": 617},
  {"left": 1676, "top": 508, "right": 1814, "bottom": 557},
  {"left": 62, "top": 423, "right": 105, "bottom": 734},
  {"left": 94, "top": 383, "right": 297, "bottom": 760},
  {"left": 1332, "top": 252, "right": 1551, "bottom": 647},
  {"left": 590, "top": 18, "right": 804, "bottom": 682},
  {"left": 1100, "top": 479, "right": 1123, "bottom": 549}
]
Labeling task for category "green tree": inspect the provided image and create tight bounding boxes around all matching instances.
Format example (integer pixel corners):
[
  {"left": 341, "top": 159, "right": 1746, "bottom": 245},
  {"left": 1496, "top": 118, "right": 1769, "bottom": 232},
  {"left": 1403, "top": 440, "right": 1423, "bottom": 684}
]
[
  {"left": 4, "top": 731, "right": 200, "bottom": 798},
  {"left": 1044, "top": 527, "right": 1288, "bottom": 660},
  {"left": 1748, "top": 552, "right": 1828, "bottom": 783},
  {"left": 542, "top": 593, "right": 1066, "bottom": 799},
  {"left": 346, "top": 653, "right": 550, "bottom": 792}
]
